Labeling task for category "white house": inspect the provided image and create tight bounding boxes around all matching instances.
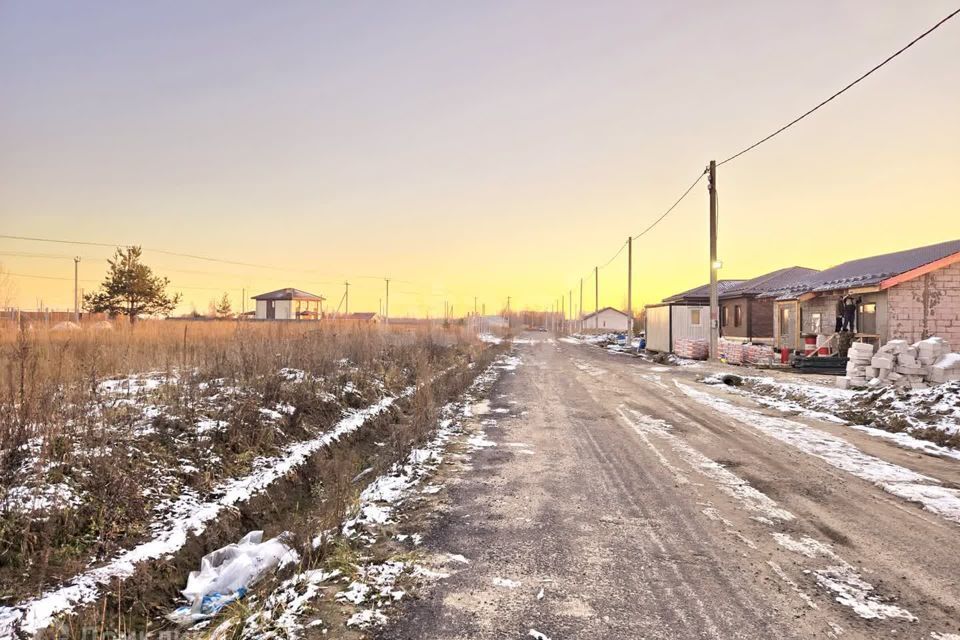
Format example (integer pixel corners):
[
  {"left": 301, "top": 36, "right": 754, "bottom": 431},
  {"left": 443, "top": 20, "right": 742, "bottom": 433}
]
[
  {"left": 252, "top": 288, "right": 325, "bottom": 320},
  {"left": 582, "top": 307, "right": 630, "bottom": 332}
]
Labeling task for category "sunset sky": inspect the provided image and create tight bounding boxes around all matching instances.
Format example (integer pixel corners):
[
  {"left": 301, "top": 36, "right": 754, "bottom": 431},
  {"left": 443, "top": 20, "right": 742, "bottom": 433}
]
[{"left": 2, "top": 1, "right": 958, "bottom": 318}]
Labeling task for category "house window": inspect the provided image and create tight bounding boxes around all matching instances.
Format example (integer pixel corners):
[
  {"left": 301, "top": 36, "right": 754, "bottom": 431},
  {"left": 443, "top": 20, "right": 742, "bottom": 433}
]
[
  {"left": 721, "top": 306, "right": 729, "bottom": 327},
  {"left": 811, "top": 312, "right": 822, "bottom": 334},
  {"left": 690, "top": 308, "right": 701, "bottom": 326},
  {"left": 734, "top": 305, "right": 742, "bottom": 328},
  {"left": 858, "top": 302, "right": 877, "bottom": 335}
]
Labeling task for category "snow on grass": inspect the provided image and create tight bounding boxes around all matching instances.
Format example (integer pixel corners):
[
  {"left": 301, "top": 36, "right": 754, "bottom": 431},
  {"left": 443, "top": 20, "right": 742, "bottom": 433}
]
[
  {"left": 678, "top": 382, "right": 960, "bottom": 525},
  {"left": 237, "top": 352, "right": 517, "bottom": 638},
  {"left": 0, "top": 386, "right": 417, "bottom": 638},
  {"left": 529, "top": 629, "right": 552, "bottom": 639}
]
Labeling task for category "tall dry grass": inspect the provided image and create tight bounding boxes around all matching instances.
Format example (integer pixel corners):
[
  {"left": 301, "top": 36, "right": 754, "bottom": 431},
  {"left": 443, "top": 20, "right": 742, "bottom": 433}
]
[{"left": 0, "top": 318, "right": 483, "bottom": 597}]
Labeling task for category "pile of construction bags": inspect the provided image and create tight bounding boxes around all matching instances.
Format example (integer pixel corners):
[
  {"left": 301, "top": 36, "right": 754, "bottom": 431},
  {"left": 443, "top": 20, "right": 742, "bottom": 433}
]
[
  {"left": 719, "top": 339, "right": 776, "bottom": 366},
  {"left": 837, "top": 337, "right": 960, "bottom": 389},
  {"left": 675, "top": 338, "right": 709, "bottom": 360}
]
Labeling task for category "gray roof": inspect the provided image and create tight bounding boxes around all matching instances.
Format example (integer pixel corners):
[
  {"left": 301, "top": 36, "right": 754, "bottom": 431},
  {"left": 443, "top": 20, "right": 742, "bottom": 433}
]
[
  {"left": 719, "top": 266, "right": 819, "bottom": 299},
  {"left": 763, "top": 240, "right": 960, "bottom": 299},
  {"left": 252, "top": 288, "right": 325, "bottom": 301},
  {"left": 583, "top": 306, "right": 628, "bottom": 319},
  {"left": 662, "top": 280, "right": 746, "bottom": 304}
]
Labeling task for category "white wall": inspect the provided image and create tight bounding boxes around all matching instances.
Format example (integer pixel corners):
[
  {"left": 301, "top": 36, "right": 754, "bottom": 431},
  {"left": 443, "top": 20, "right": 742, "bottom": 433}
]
[
  {"left": 587, "top": 309, "right": 630, "bottom": 332},
  {"left": 671, "top": 305, "right": 710, "bottom": 345},
  {"left": 646, "top": 306, "right": 671, "bottom": 352},
  {"left": 255, "top": 299, "right": 293, "bottom": 320}
]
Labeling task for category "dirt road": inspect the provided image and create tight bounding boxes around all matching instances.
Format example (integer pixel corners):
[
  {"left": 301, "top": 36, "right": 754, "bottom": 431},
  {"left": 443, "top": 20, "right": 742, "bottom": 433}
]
[{"left": 379, "top": 334, "right": 960, "bottom": 640}]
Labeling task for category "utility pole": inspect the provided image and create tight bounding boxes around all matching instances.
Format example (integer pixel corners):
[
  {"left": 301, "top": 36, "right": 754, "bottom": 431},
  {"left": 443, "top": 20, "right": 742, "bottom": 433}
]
[
  {"left": 73, "top": 257, "right": 80, "bottom": 323},
  {"left": 568, "top": 290, "right": 572, "bottom": 335},
  {"left": 594, "top": 266, "right": 599, "bottom": 329},
  {"left": 506, "top": 296, "right": 511, "bottom": 328},
  {"left": 383, "top": 278, "right": 390, "bottom": 324},
  {"left": 708, "top": 160, "right": 720, "bottom": 360},
  {"left": 344, "top": 281, "right": 350, "bottom": 316},
  {"left": 474, "top": 296, "right": 478, "bottom": 332},
  {"left": 242, "top": 288, "right": 245, "bottom": 317},
  {"left": 627, "top": 237, "right": 633, "bottom": 342},
  {"left": 561, "top": 296, "right": 565, "bottom": 333},
  {"left": 579, "top": 278, "right": 583, "bottom": 334}
]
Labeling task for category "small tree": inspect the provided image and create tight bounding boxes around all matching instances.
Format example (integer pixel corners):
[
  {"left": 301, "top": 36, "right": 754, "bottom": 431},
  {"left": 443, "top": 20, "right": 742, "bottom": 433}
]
[
  {"left": 84, "top": 246, "right": 181, "bottom": 323},
  {"left": 214, "top": 292, "right": 232, "bottom": 318}
]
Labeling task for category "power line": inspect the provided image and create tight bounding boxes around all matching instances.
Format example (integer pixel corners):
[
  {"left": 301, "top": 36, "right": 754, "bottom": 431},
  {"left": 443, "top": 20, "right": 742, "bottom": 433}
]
[
  {"left": 633, "top": 169, "right": 708, "bottom": 240},
  {"left": 719, "top": 7, "right": 960, "bottom": 166}
]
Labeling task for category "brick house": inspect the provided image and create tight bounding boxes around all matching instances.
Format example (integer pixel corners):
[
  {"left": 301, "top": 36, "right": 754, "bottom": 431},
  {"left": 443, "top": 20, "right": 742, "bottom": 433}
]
[{"left": 768, "top": 240, "right": 960, "bottom": 351}]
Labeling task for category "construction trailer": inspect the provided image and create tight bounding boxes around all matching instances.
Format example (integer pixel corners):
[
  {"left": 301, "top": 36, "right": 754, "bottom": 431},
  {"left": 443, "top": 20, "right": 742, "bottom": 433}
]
[{"left": 644, "top": 280, "right": 746, "bottom": 353}]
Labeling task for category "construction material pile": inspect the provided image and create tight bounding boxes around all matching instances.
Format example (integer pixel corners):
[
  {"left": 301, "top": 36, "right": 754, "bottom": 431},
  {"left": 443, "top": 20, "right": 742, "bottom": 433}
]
[
  {"left": 719, "top": 339, "right": 777, "bottom": 366},
  {"left": 674, "top": 337, "right": 709, "bottom": 360},
  {"left": 718, "top": 339, "right": 744, "bottom": 364},
  {"left": 837, "top": 337, "right": 960, "bottom": 389}
]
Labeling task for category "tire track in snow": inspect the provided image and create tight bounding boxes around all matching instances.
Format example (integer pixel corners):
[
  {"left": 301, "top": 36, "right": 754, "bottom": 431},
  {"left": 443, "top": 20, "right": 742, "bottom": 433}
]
[
  {"left": 676, "top": 382, "right": 960, "bottom": 525},
  {"left": 615, "top": 405, "right": 919, "bottom": 624}
]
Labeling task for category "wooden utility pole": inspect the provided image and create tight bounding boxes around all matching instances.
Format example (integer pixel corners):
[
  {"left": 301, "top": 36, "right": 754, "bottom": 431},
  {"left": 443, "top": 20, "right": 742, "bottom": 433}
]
[
  {"left": 568, "top": 290, "right": 572, "bottom": 335},
  {"left": 561, "top": 296, "right": 565, "bottom": 333},
  {"left": 708, "top": 160, "right": 719, "bottom": 360},
  {"left": 627, "top": 237, "right": 633, "bottom": 342},
  {"left": 73, "top": 256, "right": 81, "bottom": 323},
  {"left": 344, "top": 281, "right": 350, "bottom": 316},
  {"left": 384, "top": 278, "right": 390, "bottom": 325},
  {"left": 594, "top": 266, "right": 599, "bottom": 329},
  {"left": 579, "top": 278, "right": 583, "bottom": 333}
]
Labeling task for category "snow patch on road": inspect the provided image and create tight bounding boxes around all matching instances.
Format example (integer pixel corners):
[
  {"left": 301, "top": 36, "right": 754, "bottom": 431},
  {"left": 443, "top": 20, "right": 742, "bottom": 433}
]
[
  {"left": 813, "top": 565, "right": 916, "bottom": 621},
  {"left": 617, "top": 407, "right": 794, "bottom": 522},
  {"left": 678, "top": 383, "right": 960, "bottom": 525}
]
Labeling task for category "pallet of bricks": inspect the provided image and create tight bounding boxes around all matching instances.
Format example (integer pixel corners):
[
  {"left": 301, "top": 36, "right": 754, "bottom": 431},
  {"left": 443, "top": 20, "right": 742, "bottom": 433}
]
[
  {"left": 674, "top": 337, "right": 709, "bottom": 360},
  {"left": 837, "top": 337, "right": 960, "bottom": 389}
]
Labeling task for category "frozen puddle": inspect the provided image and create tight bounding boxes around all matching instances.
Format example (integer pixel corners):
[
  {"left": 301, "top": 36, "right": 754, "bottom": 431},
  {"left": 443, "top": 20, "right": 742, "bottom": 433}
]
[{"left": 678, "top": 383, "right": 960, "bottom": 525}]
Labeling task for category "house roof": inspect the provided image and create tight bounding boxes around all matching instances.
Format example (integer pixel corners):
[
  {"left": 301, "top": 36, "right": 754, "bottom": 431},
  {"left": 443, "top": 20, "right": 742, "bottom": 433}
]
[
  {"left": 583, "top": 306, "right": 628, "bottom": 319},
  {"left": 662, "top": 280, "right": 747, "bottom": 304},
  {"left": 252, "top": 288, "right": 326, "bottom": 301},
  {"left": 763, "top": 240, "right": 960, "bottom": 299},
  {"left": 344, "top": 312, "right": 377, "bottom": 320},
  {"left": 719, "top": 266, "right": 819, "bottom": 299}
]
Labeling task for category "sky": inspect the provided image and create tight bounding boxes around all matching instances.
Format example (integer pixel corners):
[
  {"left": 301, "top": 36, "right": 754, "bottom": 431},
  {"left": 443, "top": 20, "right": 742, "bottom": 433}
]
[{"left": 1, "top": 1, "right": 958, "bottom": 318}]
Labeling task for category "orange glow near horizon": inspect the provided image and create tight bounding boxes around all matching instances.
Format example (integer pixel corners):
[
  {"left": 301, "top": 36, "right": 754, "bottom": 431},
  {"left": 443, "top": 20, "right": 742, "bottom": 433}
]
[{"left": 1, "top": 3, "right": 958, "bottom": 318}]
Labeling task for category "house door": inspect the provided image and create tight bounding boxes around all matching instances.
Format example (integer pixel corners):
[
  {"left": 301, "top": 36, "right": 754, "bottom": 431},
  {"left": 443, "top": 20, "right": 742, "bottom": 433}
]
[
  {"left": 779, "top": 305, "right": 793, "bottom": 349},
  {"left": 266, "top": 301, "right": 275, "bottom": 319}
]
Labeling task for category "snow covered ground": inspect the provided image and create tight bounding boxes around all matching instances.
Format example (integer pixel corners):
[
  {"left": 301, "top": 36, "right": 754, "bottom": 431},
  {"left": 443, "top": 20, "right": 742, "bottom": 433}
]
[{"left": 206, "top": 351, "right": 522, "bottom": 638}]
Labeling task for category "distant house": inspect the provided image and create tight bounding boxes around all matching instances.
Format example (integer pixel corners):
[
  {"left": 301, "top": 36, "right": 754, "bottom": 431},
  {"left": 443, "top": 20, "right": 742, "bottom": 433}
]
[
  {"left": 644, "top": 280, "right": 746, "bottom": 353},
  {"left": 252, "top": 288, "right": 325, "bottom": 320},
  {"left": 342, "top": 312, "right": 379, "bottom": 323},
  {"left": 582, "top": 307, "right": 630, "bottom": 332},
  {"left": 719, "top": 266, "right": 819, "bottom": 344},
  {"left": 767, "top": 240, "right": 960, "bottom": 351}
]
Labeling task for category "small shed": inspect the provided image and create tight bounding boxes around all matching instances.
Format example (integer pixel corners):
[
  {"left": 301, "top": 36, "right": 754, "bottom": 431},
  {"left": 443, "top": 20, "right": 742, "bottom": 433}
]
[
  {"left": 252, "top": 288, "right": 325, "bottom": 320},
  {"left": 582, "top": 307, "right": 630, "bottom": 332}
]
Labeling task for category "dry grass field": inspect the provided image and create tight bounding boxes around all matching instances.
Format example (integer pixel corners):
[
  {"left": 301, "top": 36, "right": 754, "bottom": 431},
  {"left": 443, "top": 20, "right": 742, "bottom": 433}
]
[{"left": 0, "top": 318, "right": 493, "bottom": 629}]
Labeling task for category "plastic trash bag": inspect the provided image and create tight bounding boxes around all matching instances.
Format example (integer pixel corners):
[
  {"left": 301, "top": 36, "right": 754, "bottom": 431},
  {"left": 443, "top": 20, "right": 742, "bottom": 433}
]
[{"left": 168, "top": 530, "right": 299, "bottom": 625}]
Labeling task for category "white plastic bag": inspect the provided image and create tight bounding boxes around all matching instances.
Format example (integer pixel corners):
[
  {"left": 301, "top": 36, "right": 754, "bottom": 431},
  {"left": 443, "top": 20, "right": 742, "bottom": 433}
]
[{"left": 169, "top": 531, "right": 299, "bottom": 624}]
